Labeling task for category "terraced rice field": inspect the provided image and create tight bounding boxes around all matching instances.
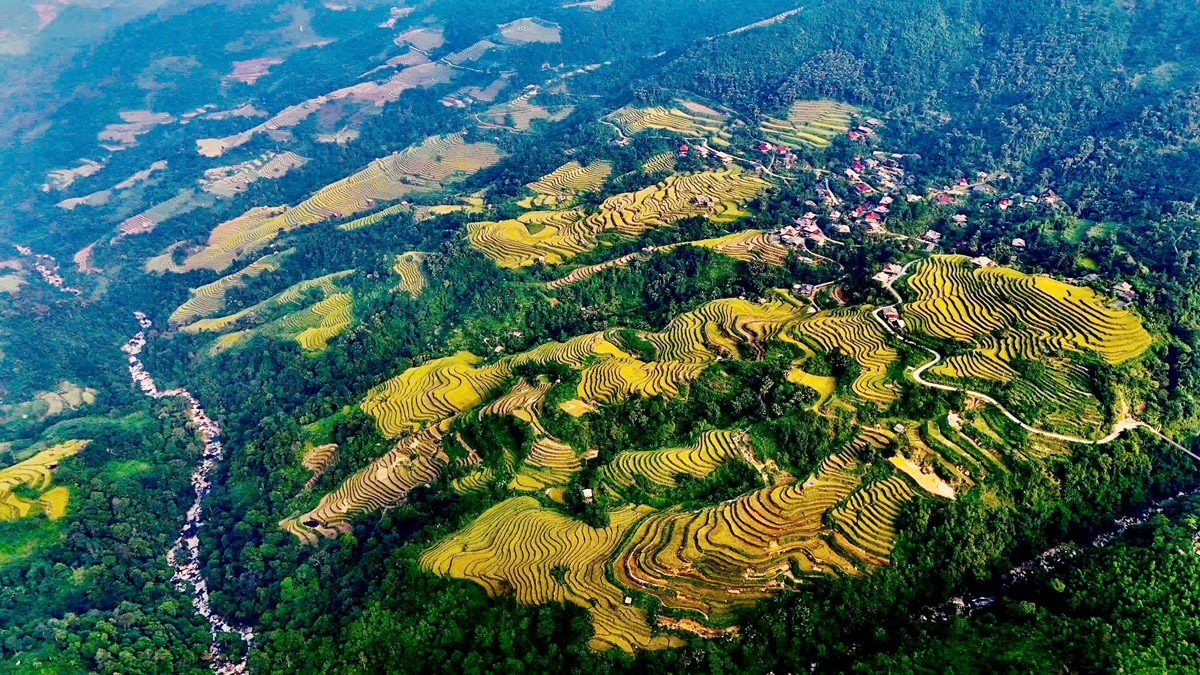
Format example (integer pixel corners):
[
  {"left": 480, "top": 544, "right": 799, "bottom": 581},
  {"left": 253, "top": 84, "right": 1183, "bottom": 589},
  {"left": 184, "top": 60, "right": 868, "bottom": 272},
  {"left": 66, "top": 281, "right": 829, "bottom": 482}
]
[
  {"left": 392, "top": 252, "right": 428, "bottom": 297},
  {"left": 119, "top": 189, "right": 208, "bottom": 236},
  {"left": 902, "top": 255, "right": 1151, "bottom": 365},
  {"left": 336, "top": 203, "right": 410, "bottom": 231},
  {"left": 0, "top": 440, "right": 88, "bottom": 521},
  {"left": 176, "top": 134, "right": 501, "bottom": 272},
  {"left": 444, "top": 40, "right": 500, "bottom": 66},
  {"left": 793, "top": 309, "right": 898, "bottom": 406},
  {"left": 360, "top": 352, "right": 513, "bottom": 437},
  {"left": 543, "top": 230, "right": 789, "bottom": 290},
  {"left": 281, "top": 420, "right": 452, "bottom": 543},
  {"left": 830, "top": 474, "right": 916, "bottom": 562},
  {"left": 599, "top": 429, "right": 746, "bottom": 493},
  {"left": 612, "top": 430, "right": 897, "bottom": 621},
  {"left": 289, "top": 294, "right": 353, "bottom": 350},
  {"left": 468, "top": 169, "right": 767, "bottom": 268},
  {"left": 168, "top": 250, "right": 292, "bottom": 325},
  {"left": 641, "top": 152, "right": 676, "bottom": 174},
  {"left": 477, "top": 379, "right": 585, "bottom": 492},
  {"left": 575, "top": 297, "right": 809, "bottom": 404},
  {"left": 421, "top": 428, "right": 921, "bottom": 645},
  {"left": 497, "top": 17, "right": 562, "bottom": 44},
  {"left": 521, "top": 160, "right": 613, "bottom": 207},
  {"left": 607, "top": 101, "right": 730, "bottom": 140},
  {"left": 420, "top": 497, "right": 682, "bottom": 651},
  {"left": 760, "top": 100, "right": 857, "bottom": 149},
  {"left": 182, "top": 270, "right": 353, "bottom": 334},
  {"left": 544, "top": 252, "right": 642, "bottom": 290},
  {"left": 480, "top": 92, "right": 574, "bottom": 131},
  {"left": 578, "top": 358, "right": 707, "bottom": 404},
  {"left": 660, "top": 229, "right": 789, "bottom": 266},
  {"left": 301, "top": 443, "right": 339, "bottom": 489}
]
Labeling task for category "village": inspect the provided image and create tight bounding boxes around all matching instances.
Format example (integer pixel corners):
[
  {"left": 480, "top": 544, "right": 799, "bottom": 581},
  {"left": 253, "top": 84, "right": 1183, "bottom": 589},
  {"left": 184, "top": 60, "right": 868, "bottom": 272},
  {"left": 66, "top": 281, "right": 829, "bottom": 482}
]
[{"left": 750, "top": 127, "right": 1141, "bottom": 313}]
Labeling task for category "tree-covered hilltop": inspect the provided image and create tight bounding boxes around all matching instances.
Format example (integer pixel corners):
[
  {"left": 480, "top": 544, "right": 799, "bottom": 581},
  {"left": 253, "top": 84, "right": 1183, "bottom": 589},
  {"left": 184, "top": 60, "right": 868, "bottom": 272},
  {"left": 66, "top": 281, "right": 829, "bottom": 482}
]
[{"left": 2, "top": 1, "right": 1200, "bottom": 673}]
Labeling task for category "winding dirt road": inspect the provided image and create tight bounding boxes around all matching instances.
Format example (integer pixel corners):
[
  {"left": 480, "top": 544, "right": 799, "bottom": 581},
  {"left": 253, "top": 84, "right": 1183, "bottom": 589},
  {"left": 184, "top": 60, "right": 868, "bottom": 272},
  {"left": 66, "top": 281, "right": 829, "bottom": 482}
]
[{"left": 872, "top": 264, "right": 1198, "bottom": 458}]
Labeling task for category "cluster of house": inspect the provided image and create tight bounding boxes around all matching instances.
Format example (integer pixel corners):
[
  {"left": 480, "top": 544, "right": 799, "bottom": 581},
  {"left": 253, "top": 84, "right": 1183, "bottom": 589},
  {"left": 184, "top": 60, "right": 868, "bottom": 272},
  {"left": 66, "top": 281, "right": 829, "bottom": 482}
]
[
  {"left": 871, "top": 262, "right": 906, "bottom": 286},
  {"left": 845, "top": 152, "right": 908, "bottom": 195},
  {"left": 846, "top": 117, "right": 885, "bottom": 141},
  {"left": 755, "top": 142, "right": 801, "bottom": 169},
  {"left": 997, "top": 189, "right": 1063, "bottom": 211},
  {"left": 1111, "top": 280, "right": 1138, "bottom": 306}
]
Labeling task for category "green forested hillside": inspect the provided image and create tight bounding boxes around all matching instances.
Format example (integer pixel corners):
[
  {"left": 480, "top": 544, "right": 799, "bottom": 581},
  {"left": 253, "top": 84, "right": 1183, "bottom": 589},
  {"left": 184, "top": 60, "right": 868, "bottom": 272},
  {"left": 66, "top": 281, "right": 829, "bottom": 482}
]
[{"left": 2, "top": 1, "right": 1200, "bottom": 673}]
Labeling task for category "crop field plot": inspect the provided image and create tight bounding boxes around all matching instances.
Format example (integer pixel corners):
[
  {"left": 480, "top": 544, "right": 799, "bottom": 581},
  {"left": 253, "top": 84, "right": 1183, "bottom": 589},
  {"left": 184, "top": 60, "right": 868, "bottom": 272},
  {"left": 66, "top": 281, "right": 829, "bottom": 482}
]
[
  {"left": 641, "top": 152, "right": 676, "bottom": 174},
  {"left": 599, "top": 429, "right": 745, "bottom": 493},
  {"left": 360, "top": 352, "right": 513, "bottom": 438},
  {"left": 468, "top": 169, "right": 768, "bottom": 268},
  {"left": 479, "top": 92, "right": 575, "bottom": 131},
  {"left": 607, "top": 101, "right": 731, "bottom": 140},
  {"left": 168, "top": 249, "right": 293, "bottom": 325},
  {"left": 301, "top": 443, "right": 339, "bottom": 489},
  {"left": 497, "top": 17, "right": 562, "bottom": 44},
  {"left": 172, "top": 134, "right": 502, "bottom": 272},
  {"left": 660, "top": 229, "right": 789, "bottom": 266},
  {"left": 182, "top": 270, "right": 353, "bottom": 334},
  {"left": 392, "top": 252, "right": 429, "bottom": 297},
  {"left": 0, "top": 440, "right": 88, "bottom": 522},
  {"left": 520, "top": 160, "right": 613, "bottom": 207},
  {"left": 760, "top": 99, "right": 857, "bottom": 149},
  {"left": 902, "top": 255, "right": 1151, "bottom": 365},
  {"left": 281, "top": 420, "right": 451, "bottom": 543},
  {"left": 420, "top": 497, "right": 682, "bottom": 651},
  {"left": 794, "top": 309, "right": 899, "bottom": 406}
]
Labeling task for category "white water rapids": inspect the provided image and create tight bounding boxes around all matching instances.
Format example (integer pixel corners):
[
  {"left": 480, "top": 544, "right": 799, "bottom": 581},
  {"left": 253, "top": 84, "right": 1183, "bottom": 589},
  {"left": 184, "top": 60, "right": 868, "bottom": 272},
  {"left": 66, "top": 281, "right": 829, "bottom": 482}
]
[{"left": 122, "top": 311, "right": 253, "bottom": 674}]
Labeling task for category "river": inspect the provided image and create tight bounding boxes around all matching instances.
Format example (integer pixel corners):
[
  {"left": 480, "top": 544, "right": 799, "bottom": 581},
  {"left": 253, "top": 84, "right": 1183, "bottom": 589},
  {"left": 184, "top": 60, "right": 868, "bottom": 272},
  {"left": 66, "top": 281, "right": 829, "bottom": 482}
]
[{"left": 122, "top": 311, "right": 253, "bottom": 674}]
